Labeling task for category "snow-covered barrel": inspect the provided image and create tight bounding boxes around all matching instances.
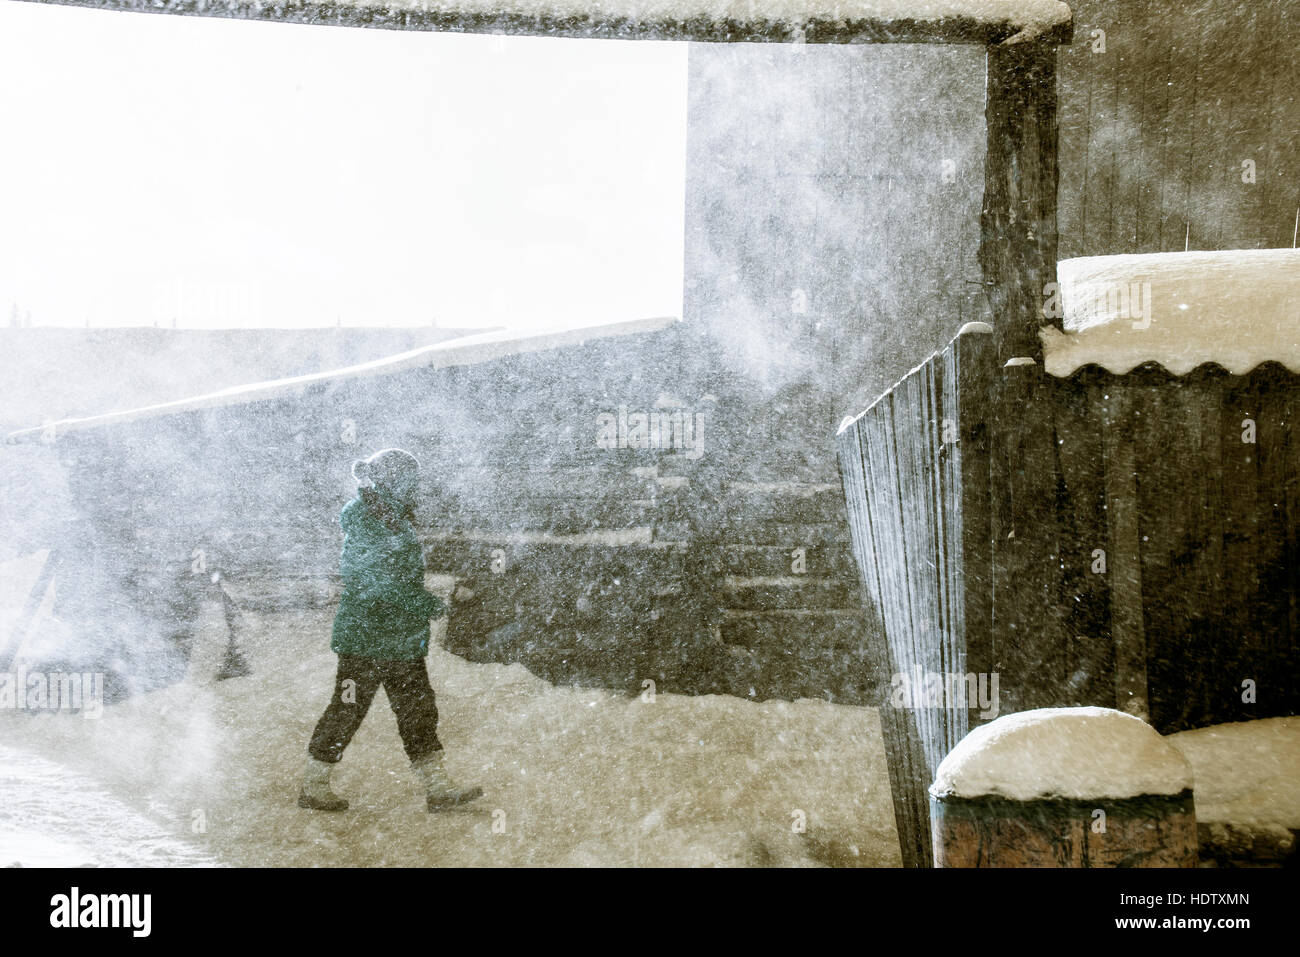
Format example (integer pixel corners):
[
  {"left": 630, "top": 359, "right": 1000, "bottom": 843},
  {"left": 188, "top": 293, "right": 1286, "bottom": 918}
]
[{"left": 930, "top": 707, "right": 1197, "bottom": 867}]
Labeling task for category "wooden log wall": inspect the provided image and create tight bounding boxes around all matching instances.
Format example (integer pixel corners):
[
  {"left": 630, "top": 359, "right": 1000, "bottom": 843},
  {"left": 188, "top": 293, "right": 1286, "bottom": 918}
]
[{"left": 40, "top": 322, "right": 879, "bottom": 706}]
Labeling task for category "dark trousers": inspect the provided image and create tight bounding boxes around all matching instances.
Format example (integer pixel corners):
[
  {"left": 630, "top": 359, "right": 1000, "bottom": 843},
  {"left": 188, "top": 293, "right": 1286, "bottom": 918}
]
[{"left": 308, "top": 654, "right": 442, "bottom": 764}]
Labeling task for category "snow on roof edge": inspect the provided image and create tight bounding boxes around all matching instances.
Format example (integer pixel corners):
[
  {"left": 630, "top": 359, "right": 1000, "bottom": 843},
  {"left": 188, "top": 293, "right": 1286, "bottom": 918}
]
[
  {"left": 1043, "top": 248, "right": 1300, "bottom": 378},
  {"left": 24, "top": 0, "right": 1074, "bottom": 45},
  {"left": 6, "top": 315, "right": 679, "bottom": 443},
  {"left": 836, "top": 320, "right": 992, "bottom": 437}
]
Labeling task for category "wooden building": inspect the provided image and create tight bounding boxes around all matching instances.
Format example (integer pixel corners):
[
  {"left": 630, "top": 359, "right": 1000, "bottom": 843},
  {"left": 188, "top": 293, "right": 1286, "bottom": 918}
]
[{"left": 7, "top": 0, "right": 1299, "bottom": 868}]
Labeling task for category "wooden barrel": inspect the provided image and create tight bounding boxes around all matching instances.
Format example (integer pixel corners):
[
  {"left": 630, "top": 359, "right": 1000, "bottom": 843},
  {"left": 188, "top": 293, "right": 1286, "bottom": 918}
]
[{"left": 930, "top": 707, "right": 1198, "bottom": 867}]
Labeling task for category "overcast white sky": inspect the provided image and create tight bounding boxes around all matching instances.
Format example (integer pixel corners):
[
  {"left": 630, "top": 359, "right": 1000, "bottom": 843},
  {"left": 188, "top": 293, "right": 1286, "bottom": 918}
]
[{"left": 0, "top": 2, "right": 687, "bottom": 330}]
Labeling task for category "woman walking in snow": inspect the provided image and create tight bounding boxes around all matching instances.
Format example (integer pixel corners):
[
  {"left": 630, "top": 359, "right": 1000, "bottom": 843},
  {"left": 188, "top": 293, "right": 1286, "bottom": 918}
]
[{"left": 299, "top": 448, "right": 482, "bottom": 813}]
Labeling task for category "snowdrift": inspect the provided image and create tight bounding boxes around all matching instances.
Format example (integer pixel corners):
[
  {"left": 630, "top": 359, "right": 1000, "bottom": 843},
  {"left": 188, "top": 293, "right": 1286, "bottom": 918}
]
[
  {"left": 1167, "top": 717, "right": 1300, "bottom": 865},
  {"left": 1, "top": 598, "right": 900, "bottom": 867}
]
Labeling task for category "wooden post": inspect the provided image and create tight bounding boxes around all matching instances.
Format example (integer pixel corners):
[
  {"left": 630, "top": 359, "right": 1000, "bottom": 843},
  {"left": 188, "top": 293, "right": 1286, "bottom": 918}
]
[
  {"left": 931, "top": 708, "right": 1198, "bottom": 868},
  {"left": 0, "top": 550, "right": 61, "bottom": 673},
  {"left": 933, "top": 791, "right": 1198, "bottom": 867},
  {"left": 990, "top": 358, "right": 1072, "bottom": 713},
  {"left": 980, "top": 41, "right": 1062, "bottom": 362}
]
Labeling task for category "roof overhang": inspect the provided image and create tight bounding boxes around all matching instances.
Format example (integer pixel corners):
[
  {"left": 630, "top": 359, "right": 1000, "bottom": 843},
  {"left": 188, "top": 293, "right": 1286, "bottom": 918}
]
[{"left": 16, "top": 0, "right": 1073, "bottom": 45}]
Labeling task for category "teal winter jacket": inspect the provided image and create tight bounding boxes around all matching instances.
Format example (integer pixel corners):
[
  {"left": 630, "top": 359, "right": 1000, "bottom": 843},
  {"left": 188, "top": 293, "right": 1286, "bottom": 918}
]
[{"left": 330, "top": 488, "right": 445, "bottom": 660}]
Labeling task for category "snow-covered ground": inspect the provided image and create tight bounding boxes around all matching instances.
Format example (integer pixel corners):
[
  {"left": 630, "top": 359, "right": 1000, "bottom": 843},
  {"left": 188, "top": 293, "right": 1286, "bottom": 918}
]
[
  {"left": 0, "top": 744, "right": 217, "bottom": 868},
  {"left": 1167, "top": 718, "right": 1300, "bottom": 864},
  {"left": 0, "top": 597, "right": 900, "bottom": 867},
  {"left": 5, "top": 541, "right": 1292, "bottom": 868}
]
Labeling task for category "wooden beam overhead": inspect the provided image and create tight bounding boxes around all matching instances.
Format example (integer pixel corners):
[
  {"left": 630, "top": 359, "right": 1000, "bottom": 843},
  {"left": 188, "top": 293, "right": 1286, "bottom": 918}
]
[
  {"left": 18, "top": 0, "right": 1073, "bottom": 46},
  {"left": 980, "top": 40, "right": 1062, "bottom": 361}
]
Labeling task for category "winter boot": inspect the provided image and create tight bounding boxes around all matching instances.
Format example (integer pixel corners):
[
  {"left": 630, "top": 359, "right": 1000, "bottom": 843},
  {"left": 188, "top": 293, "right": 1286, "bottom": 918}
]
[
  {"left": 413, "top": 751, "right": 483, "bottom": 811},
  {"left": 298, "top": 758, "right": 348, "bottom": 811}
]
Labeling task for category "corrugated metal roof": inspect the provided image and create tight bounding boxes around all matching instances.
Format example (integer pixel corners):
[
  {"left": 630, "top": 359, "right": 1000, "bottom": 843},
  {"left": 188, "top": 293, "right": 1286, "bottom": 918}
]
[{"left": 1043, "top": 249, "right": 1300, "bottom": 377}]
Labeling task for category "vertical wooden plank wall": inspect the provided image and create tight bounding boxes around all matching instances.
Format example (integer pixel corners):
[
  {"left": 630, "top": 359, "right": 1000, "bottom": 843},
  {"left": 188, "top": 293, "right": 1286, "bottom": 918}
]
[
  {"left": 1057, "top": 0, "right": 1300, "bottom": 257},
  {"left": 1118, "top": 364, "right": 1300, "bottom": 733},
  {"left": 836, "top": 322, "right": 995, "bottom": 868},
  {"left": 1051, "top": 367, "right": 1115, "bottom": 705},
  {"left": 1098, "top": 384, "right": 1148, "bottom": 718},
  {"left": 976, "top": 359, "right": 1300, "bottom": 730},
  {"left": 988, "top": 362, "right": 1300, "bottom": 734},
  {"left": 988, "top": 358, "right": 1072, "bottom": 714},
  {"left": 840, "top": 349, "right": 1300, "bottom": 865}
]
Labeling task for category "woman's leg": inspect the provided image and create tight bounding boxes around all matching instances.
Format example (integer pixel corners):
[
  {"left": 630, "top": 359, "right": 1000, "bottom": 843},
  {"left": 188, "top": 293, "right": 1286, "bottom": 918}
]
[
  {"left": 379, "top": 658, "right": 442, "bottom": 763},
  {"left": 308, "top": 655, "right": 381, "bottom": 763},
  {"left": 383, "top": 659, "right": 481, "bottom": 809}
]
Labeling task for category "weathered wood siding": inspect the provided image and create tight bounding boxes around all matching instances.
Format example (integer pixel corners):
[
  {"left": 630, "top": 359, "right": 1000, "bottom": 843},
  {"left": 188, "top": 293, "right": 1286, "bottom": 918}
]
[
  {"left": 1049, "top": 361, "right": 1300, "bottom": 734},
  {"left": 1058, "top": 0, "right": 1300, "bottom": 257},
  {"left": 836, "top": 322, "right": 996, "bottom": 868},
  {"left": 838, "top": 345, "right": 1300, "bottom": 866}
]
